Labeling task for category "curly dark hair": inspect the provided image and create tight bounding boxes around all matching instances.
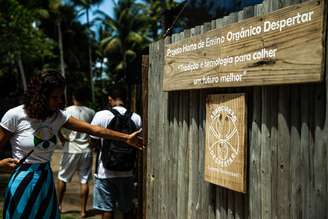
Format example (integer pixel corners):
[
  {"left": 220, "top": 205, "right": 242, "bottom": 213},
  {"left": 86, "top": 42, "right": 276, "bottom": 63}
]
[{"left": 23, "top": 70, "right": 66, "bottom": 120}]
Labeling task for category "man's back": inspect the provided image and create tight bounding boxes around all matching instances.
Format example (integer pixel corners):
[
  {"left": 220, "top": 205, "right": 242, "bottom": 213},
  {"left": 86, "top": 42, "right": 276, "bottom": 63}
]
[
  {"left": 91, "top": 106, "right": 141, "bottom": 178},
  {"left": 62, "top": 105, "right": 95, "bottom": 153}
]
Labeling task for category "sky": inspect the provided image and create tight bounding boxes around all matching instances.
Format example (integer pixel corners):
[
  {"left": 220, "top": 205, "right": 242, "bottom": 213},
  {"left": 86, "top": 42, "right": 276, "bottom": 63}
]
[
  {"left": 78, "top": 0, "right": 263, "bottom": 25},
  {"left": 78, "top": 1, "right": 115, "bottom": 25}
]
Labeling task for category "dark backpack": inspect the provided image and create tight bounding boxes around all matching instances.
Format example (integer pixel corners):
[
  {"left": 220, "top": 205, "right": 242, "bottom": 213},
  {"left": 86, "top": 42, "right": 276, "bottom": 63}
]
[{"left": 100, "top": 108, "right": 138, "bottom": 171}]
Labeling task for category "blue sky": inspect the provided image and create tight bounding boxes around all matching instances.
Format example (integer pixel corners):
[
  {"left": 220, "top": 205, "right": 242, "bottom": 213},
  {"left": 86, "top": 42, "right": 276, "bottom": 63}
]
[
  {"left": 77, "top": 0, "right": 264, "bottom": 21},
  {"left": 77, "top": 0, "right": 264, "bottom": 28},
  {"left": 78, "top": 1, "right": 115, "bottom": 24}
]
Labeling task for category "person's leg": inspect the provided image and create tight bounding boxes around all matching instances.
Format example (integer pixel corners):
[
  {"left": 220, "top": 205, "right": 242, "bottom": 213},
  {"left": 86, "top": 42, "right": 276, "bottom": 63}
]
[
  {"left": 80, "top": 182, "right": 89, "bottom": 217},
  {"left": 79, "top": 152, "right": 93, "bottom": 217},
  {"left": 57, "top": 153, "right": 77, "bottom": 212},
  {"left": 93, "top": 178, "right": 116, "bottom": 219},
  {"left": 116, "top": 177, "right": 136, "bottom": 219},
  {"left": 57, "top": 180, "right": 66, "bottom": 212},
  {"left": 102, "top": 211, "right": 113, "bottom": 219}
]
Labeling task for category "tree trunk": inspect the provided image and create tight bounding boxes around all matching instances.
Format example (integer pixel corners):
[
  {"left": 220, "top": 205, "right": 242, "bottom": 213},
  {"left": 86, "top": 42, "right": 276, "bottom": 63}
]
[
  {"left": 57, "top": 20, "right": 67, "bottom": 104},
  {"left": 86, "top": 7, "right": 95, "bottom": 103},
  {"left": 57, "top": 21, "right": 65, "bottom": 78},
  {"left": 17, "top": 53, "right": 27, "bottom": 91}
]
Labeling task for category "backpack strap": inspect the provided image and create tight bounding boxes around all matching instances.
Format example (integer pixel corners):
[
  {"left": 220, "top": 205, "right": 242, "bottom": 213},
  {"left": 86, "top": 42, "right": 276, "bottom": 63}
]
[
  {"left": 124, "top": 110, "right": 133, "bottom": 118},
  {"left": 94, "top": 139, "right": 102, "bottom": 174},
  {"left": 110, "top": 108, "right": 121, "bottom": 117},
  {"left": 110, "top": 108, "right": 133, "bottom": 119}
]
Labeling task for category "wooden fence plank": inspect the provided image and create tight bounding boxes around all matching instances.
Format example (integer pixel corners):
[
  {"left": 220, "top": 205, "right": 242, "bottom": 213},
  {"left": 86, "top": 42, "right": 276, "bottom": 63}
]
[
  {"left": 270, "top": 86, "right": 279, "bottom": 219},
  {"left": 200, "top": 22, "right": 217, "bottom": 219},
  {"left": 248, "top": 2, "right": 262, "bottom": 219},
  {"left": 141, "top": 55, "right": 149, "bottom": 219},
  {"left": 187, "top": 25, "right": 200, "bottom": 219},
  {"left": 174, "top": 31, "right": 190, "bottom": 219},
  {"left": 260, "top": 86, "right": 272, "bottom": 219},
  {"left": 290, "top": 85, "right": 301, "bottom": 219},
  {"left": 300, "top": 85, "right": 314, "bottom": 219},
  {"left": 146, "top": 41, "right": 161, "bottom": 219},
  {"left": 158, "top": 38, "right": 169, "bottom": 219},
  {"left": 188, "top": 89, "right": 200, "bottom": 219},
  {"left": 277, "top": 85, "right": 291, "bottom": 219},
  {"left": 167, "top": 91, "right": 178, "bottom": 219},
  {"left": 177, "top": 90, "right": 190, "bottom": 219},
  {"left": 249, "top": 86, "right": 262, "bottom": 219},
  {"left": 314, "top": 82, "right": 326, "bottom": 218}
]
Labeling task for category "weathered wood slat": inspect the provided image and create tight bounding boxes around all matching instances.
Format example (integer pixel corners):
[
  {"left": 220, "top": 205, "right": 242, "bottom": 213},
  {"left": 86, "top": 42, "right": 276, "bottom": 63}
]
[
  {"left": 269, "top": 86, "right": 278, "bottom": 219},
  {"left": 248, "top": 3, "right": 262, "bottom": 219},
  {"left": 188, "top": 89, "right": 199, "bottom": 219},
  {"left": 260, "top": 86, "right": 272, "bottom": 219},
  {"left": 249, "top": 86, "right": 262, "bottom": 219},
  {"left": 300, "top": 85, "right": 314, "bottom": 219},
  {"left": 177, "top": 90, "right": 190, "bottom": 219},
  {"left": 165, "top": 35, "right": 178, "bottom": 219},
  {"left": 313, "top": 82, "right": 326, "bottom": 218},
  {"left": 254, "top": 2, "right": 274, "bottom": 219},
  {"left": 167, "top": 91, "right": 178, "bottom": 219},
  {"left": 141, "top": 55, "right": 149, "bottom": 219},
  {"left": 146, "top": 41, "right": 161, "bottom": 219},
  {"left": 158, "top": 38, "right": 169, "bottom": 219},
  {"left": 290, "top": 85, "right": 301, "bottom": 219},
  {"left": 174, "top": 31, "right": 190, "bottom": 219},
  {"left": 200, "top": 22, "right": 217, "bottom": 219},
  {"left": 187, "top": 25, "right": 200, "bottom": 219},
  {"left": 213, "top": 13, "right": 226, "bottom": 219},
  {"left": 277, "top": 86, "right": 291, "bottom": 219}
]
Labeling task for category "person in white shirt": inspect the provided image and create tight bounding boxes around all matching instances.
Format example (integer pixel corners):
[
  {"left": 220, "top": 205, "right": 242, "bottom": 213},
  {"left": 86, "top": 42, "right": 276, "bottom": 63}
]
[
  {"left": 91, "top": 87, "right": 142, "bottom": 219},
  {"left": 0, "top": 70, "right": 143, "bottom": 219},
  {"left": 57, "top": 88, "right": 95, "bottom": 218}
]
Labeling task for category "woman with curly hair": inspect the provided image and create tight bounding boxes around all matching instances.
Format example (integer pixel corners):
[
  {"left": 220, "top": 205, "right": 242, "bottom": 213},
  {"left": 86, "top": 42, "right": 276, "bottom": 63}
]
[{"left": 0, "top": 70, "right": 143, "bottom": 219}]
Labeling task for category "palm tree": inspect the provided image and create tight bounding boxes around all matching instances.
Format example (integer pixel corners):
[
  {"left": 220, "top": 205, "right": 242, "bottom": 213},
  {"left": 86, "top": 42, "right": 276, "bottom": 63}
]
[
  {"left": 71, "top": 0, "right": 104, "bottom": 103},
  {"left": 94, "top": 0, "right": 149, "bottom": 105},
  {"left": 40, "top": 2, "right": 94, "bottom": 103},
  {"left": 143, "top": 0, "right": 183, "bottom": 39},
  {"left": 96, "top": 0, "right": 149, "bottom": 79},
  {"left": 45, "top": 0, "right": 69, "bottom": 102},
  {"left": 48, "top": 0, "right": 65, "bottom": 79}
]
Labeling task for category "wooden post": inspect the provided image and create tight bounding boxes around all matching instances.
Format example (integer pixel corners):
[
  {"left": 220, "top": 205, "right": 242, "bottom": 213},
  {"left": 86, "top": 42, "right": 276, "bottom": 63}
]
[{"left": 140, "top": 55, "right": 149, "bottom": 219}]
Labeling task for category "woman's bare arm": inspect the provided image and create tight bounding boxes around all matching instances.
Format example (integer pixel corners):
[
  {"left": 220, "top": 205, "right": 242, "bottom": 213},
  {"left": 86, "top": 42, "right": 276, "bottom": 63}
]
[
  {"left": 0, "top": 127, "right": 19, "bottom": 170},
  {"left": 62, "top": 117, "right": 144, "bottom": 150}
]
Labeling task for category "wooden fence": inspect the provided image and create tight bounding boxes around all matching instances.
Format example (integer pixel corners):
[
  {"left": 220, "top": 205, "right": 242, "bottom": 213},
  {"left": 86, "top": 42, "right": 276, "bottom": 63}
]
[{"left": 145, "top": 0, "right": 328, "bottom": 218}]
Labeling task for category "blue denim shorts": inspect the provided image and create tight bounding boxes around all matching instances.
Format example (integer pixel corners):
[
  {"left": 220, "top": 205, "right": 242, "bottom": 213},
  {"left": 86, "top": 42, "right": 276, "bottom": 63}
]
[{"left": 93, "top": 177, "right": 135, "bottom": 213}]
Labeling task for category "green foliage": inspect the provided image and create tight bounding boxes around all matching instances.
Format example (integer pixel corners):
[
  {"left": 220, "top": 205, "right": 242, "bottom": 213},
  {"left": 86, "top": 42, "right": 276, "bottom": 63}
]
[
  {"left": 0, "top": 0, "right": 56, "bottom": 64},
  {"left": 142, "top": 0, "right": 182, "bottom": 39},
  {"left": 0, "top": 0, "right": 95, "bottom": 110},
  {"left": 0, "top": 0, "right": 57, "bottom": 109},
  {"left": 95, "top": 0, "right": 150, "bottom": 85},
  {"left": 0, "top": 0, "right": 186, "bottom": 111}
]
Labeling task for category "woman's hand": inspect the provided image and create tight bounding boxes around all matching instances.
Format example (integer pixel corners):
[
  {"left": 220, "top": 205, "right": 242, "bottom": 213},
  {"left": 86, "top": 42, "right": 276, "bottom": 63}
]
[
  {"left": 64, "top": 117, "right": 145, "bottom": 149},
  {"left": 126, "top": 129, "right": 145, "bottom": 150},
  {"left": 0, "top": 158, "right": 19, "bottom": 171}
]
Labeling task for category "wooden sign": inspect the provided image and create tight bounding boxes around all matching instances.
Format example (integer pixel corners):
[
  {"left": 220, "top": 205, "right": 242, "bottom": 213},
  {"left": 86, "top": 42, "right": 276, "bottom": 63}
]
[
  {"left": 163, "top": 0, "right": 325, "bottom": 91},
  {"left": 205, "top": 94, "right": 247, "bottom": 192}
]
